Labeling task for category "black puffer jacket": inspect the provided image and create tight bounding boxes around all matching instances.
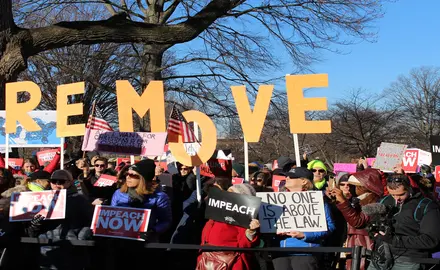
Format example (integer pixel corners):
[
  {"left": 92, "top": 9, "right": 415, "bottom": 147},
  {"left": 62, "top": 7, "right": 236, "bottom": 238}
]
[
  {"left": 36, "top": 186, "right": 94, "bottom": 270},
  {"left": 381, "top": 193, "right": 440, "bottom": 258}
]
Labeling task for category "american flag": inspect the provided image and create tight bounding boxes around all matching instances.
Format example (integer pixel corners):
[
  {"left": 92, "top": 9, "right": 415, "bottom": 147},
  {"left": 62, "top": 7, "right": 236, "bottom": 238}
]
[
  {"left": 167, "top": 105, "right": 196, "bottom": 143},
  {"left": 86, "top": 103, "right": 113, "bottom": 131}
]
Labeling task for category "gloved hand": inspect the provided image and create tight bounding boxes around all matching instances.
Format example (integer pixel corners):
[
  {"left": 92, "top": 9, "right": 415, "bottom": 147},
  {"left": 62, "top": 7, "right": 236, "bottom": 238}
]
[
  {"left": 28, "top": 214, "right": 45, "bottom": 237},
  {"left": 139, "top": 230, "right": 155, "bottom": 242}
]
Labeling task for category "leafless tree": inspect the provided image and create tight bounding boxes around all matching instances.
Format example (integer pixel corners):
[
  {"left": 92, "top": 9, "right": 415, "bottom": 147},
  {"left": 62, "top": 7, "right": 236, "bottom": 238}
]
[{"left": 387, "top": 66, "right": 440, "bottom": 149}]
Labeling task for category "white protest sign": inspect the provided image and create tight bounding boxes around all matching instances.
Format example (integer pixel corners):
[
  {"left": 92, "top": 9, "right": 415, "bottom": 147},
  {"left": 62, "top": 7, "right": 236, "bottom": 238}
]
[
  {"left": 256, "top": 191, "right": 327, "bottom": 233},
  {"left": 374, "top": 142, "right": 407, "bottom": 172},
  {"left": 9, "top": 190, "right": 67, "bottom": 222}
]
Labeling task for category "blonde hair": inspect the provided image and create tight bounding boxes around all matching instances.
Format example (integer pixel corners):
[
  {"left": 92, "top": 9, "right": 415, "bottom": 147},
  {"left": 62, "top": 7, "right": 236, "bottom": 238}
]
[{"left": 119, "top": 173, "right": 157, "bottom": 195}]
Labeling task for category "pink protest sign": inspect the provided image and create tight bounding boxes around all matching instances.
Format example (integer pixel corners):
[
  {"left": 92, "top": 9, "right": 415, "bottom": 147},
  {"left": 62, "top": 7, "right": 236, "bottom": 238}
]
[
  {"left": 366, "top": 158, "right": 376, "bottom": 167},
  {"left": 333, "top": 163, "right": 357, "bottom": 174},
  {"left": 9, "top": 190, "right": 66, "bottom": 222},
  {"left": 82, "top": 130, "right": 167, "bottom": 156},
  {"left": 91, "top": 205, "right": 151, "bottom": 241}
]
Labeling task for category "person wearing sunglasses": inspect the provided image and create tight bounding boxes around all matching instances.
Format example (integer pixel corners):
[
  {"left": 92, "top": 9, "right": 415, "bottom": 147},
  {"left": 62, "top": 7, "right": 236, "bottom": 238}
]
[
  {"left": 35, "top": 170, "right": 94, "bottom": 269},
  {"left": 111, "top": 159, "right": 171, "bottom": 242},
  {"left": 79, "top": 157, "right": 117, "bottom": 206},
  {"left": 250, "top": 171, "right": 272, "bottom": 192},
  {"left": 307, "top": 160, "right": 328, "bottom": 191}
]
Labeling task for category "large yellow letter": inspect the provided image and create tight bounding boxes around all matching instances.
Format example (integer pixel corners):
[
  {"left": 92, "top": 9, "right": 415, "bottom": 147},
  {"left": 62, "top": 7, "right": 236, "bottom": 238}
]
[
  {"left": 286, "top": 74, "right": 331, "bottom": 133},
  {"left": 6, "top": 81, "right": 42, "bottom": 133},
  {"left": 57, "top": 82, "right": 85, "bottom": 137},
  {"left": 231, "top": 85, "right": 273, "bottom": 142},
  {"left": 168, "top": 110, "right": 217, "bottom": 166},
  {"left": 116, "top": 80, "right": 165, "bottom": 132}
]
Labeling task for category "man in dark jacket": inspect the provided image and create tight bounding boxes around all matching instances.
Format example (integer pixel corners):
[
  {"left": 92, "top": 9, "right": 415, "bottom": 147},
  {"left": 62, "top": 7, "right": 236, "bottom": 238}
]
[
  {"left": 332, "top": 173, "right": 440, "bottom": 270},
  {"left": 78, "top": 157, "right": 117, "bottom": 205}
]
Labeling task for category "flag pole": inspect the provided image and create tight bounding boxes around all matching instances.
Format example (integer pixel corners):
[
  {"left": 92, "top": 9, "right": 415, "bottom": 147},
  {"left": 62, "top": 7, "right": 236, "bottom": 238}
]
[
  {"left": 194, "top": 122, "right": 202, "bottom": 204},
  {"left": 293, "top": 134, "right": 301, "bottom": 167},
  {"left": 82, "top": 101, "right": 96, "bottom": 159},
  {"left": 244, "top": 137, "right": 249, "bottom": 182}
]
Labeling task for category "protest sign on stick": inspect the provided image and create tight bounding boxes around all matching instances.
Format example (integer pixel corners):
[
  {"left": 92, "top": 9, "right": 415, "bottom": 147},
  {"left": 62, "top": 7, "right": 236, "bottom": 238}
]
[
  {"left": 9, "top": 190, "right": 66, "bottom": 222},
  {"left": 272, "top": 175, "right": 286, "bottom": 192},
  {"left": 91, "top": 205, "right": 151, "bottom": 241},
  {"left": 7, "top": 158, "right": 23, "bottom": 170},
  {"left": 374, "top": 142, "right": 407, "bottom": 172},
  {"left": 205, "top": 188, "right": 261, "bottom": 228},
  {"left": 257, "top": 191, "right": 327, "bottom": 233},
  {"left": 200, "top": 158, "right": 232, "bottom": 178}
]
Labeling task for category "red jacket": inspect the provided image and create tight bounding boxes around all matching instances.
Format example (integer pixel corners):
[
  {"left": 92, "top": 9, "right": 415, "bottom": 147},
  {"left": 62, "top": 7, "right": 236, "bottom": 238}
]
[
  {"left": 0, "top": 150, "right": 61, "bottom": 176},
  {"left": 197, "top": 220, "right": 259, "bottom": 270}
]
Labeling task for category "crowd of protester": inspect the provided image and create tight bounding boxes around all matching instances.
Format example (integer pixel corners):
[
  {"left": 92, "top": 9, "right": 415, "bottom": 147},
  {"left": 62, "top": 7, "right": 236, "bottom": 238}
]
[{"left": 0, "top": 150, "right": 438, "bottom": 270}]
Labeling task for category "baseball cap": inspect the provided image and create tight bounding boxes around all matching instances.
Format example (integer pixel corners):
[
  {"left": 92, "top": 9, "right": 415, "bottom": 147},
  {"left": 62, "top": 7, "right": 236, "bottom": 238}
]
[{"left": 284, "top": 167, "right": 313, "bottom": 181}]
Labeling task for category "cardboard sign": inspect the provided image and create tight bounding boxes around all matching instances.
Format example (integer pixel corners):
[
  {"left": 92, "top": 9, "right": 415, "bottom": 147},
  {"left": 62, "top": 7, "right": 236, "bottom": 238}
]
[
  {"left": 374, "top": 142, "right": 407, "bottom": 172},
  {"left": 205, "top": 188, "right": 261, "bottom": 228},
  {"left": 94, "top": 174, "right": 118, "bottom": 187},
  {"left": 430, "top": 135, "right": 440, "bottom": 166},
  {"left": 116, "top": 157, "right": 131, "bottom": 166},
  {"left": 257, "top": 191, "right": 327, "bottom": 233},
  {"left": 402, "top": 149, "right": 419, "bottom": 173},
  {"left": 8, "top": 158, "right": 23, "bottom": 170},
  {"left": 91, "top": 205, "right": 151, "bottom": 241},
  {"left": 417, "top": 149, "right": 432, "bottom": 167},
  {"left": 9, "top": 190, "right": 66, "bottom": 222},
  {"left": 36, "top": 149, "right": 58, "bottom": 166},
  {"left": 232, "top": 178, "right": 244, "bottom": 185},
  {"left": 200, "top": 158, "right": 232, "bottom": 178},
  {"left": 83, "top": 130, "right": 167, "bottom": 156},
  {"left": 333, "top": 163, "right": 357, "bottom": 174},
  {"left": 272, "top": 175, "right": 286, "bottom": 192}
]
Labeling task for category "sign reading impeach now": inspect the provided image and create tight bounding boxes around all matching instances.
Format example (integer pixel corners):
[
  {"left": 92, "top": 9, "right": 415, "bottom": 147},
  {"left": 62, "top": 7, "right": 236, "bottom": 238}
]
[{"left": 5, "top": 75, "right": 331, "bottom": 166}]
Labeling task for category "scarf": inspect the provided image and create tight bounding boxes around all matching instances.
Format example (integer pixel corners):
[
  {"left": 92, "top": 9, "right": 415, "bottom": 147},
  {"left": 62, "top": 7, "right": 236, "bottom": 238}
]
[
  {"left": 314, "top": 179, "right": 326, "bottom": 190},
  {"left": 128, "top": 187, "right": 145, "bottom": 208},
  {"left": 27, "top": 182, "right": 45, "bottom": 192}
]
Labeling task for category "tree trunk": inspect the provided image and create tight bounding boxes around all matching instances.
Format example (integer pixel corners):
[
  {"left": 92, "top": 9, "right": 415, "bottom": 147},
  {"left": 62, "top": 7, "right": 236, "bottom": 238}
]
[{"left": 137, "top": 44, "right": 166, "bottom": 132}]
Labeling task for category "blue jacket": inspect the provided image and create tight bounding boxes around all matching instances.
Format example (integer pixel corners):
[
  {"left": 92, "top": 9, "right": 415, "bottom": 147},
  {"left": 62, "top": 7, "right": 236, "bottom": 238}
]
[
  {"left": 111, "top": 189, "right": 172, "bottom": 234},
  {"left": 279, "top": 202, "right": 336, "bottom": 249}
]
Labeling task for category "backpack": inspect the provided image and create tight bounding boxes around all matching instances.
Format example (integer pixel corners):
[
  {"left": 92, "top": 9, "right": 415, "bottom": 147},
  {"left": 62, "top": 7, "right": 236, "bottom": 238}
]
[{"left": 379, "top": 195, "right": 433, "bottom": 223}]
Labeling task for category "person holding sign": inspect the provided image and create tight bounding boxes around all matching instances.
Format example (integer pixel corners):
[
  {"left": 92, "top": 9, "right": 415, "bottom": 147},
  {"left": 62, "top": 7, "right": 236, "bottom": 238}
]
[
  {"left": 273, "top": 167, "right": 335, "bottom": 270},
  {"left": 35, "top": 170, "right": 94, "bottom": 270},
  {"left": 79, "top": 157, "right": 117, "bottom": 206},
  {"left": 197, "top": 183, "right": 260, "bottom": 270},
  {"left": 0, "top": 149, "right": 61, "bottom": 178},
  {"left": 111, "top": 159, "right": 172, "bottom": 242}
]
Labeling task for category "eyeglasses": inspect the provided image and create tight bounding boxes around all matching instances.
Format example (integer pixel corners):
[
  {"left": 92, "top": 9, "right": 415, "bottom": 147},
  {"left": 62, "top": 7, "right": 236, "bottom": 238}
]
[
  {"left": 340, "top": 183, "right": 350, "bottom": 187},
  {"left": 312, "top": 169, "right": 326, "bottom": 173},
  {"left": 50, "top": 179, "right": 67, "bottom": 185},
  {"left": 387, "top": 176, "right": 406, "bottom": 183},
  {"left": 127, "top": 173, "right": 141, "bottom": 179},
  {"left": 181, "top": 168, "right": 190, "bottom": 171},
  {"left": 95, "top": 164, "right": 106, "bottom": 168},
  {"left": 256, "top": 179, "right": 263, "bottom": 182}
]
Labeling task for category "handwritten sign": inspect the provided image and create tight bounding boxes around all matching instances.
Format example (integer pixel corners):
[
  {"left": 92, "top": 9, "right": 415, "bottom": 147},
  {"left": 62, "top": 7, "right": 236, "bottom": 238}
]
[
  {"left": 91, "top": 205, "right": 151, "bottom": 241},
  {"left": 83, "top": 130, "right": 167, "bottom": 156},
  {"left": 9, "top": 190, "right": 66, "bottom": 222},
  {"left": 257, "top": 191, "right": 327, "bottom": 233},
  {"left": 94, "top": 174, "right": 118, "bottom": 187},
  {"left": 333, "top": 163, "right": 357, "bottom": 174},
  {"left": 36, "top": 149, "right": 58, "bottom": 166},
  {"left": 374, "top": 142, "right": 407, "bottom": 172}
]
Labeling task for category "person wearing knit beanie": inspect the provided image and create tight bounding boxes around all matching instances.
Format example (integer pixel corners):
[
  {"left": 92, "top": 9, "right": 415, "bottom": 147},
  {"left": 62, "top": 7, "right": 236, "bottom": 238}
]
[
  {"left": 232, "top": 163, "right": 245, "bottom": 178},
  {"left": 228, "top": 183, "right": 256, "bottom": 196},
  {"left": 307, "top": 160, "right": 328, "bottom": 190}
]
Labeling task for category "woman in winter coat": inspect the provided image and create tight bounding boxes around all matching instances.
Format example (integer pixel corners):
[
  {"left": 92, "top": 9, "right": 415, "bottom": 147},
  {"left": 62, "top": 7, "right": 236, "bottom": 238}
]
[
  {"left": 274, "top": 167, "right": 335, "bottom": 270},
  {"left": 111, "top": 159, "right": 172, "bottom": 241},
  {"left": 197, "top": 183, "right": 260, "bottom": 270},
  {"left": 330, "top": 168, "right": 384, "bottom": 270},
  {"left": 0, "top": 150, "right": 61, "bottom": 177}
]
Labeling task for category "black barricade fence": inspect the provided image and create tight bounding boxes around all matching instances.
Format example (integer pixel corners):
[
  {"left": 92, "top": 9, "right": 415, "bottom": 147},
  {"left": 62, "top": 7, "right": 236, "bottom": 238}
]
[{"left": 1, "top": 238, "right": 440, "bottom": 269}]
